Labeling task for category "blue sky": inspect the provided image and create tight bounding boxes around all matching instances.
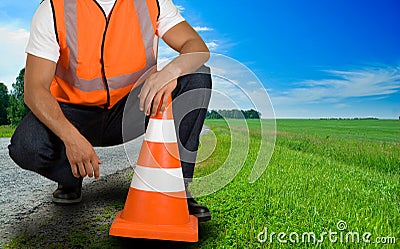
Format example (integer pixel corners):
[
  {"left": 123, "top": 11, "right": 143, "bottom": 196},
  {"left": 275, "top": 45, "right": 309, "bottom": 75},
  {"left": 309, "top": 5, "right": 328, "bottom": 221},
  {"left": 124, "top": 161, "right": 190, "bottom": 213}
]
[{"left": 0, "top": 0, "right": 399, "bottom": 118}]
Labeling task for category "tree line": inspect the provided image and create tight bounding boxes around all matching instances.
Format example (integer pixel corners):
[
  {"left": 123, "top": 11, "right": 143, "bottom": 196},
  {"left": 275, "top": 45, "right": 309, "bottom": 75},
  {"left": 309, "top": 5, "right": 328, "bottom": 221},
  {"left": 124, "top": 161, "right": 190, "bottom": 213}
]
[
  {"left": 0, "top": 69, "right": 30, "bottom": 126},
  {"left": 206, "top": 109, "right": 261, "bottom": 119},
  {"left": 1, "top": 69, "right": 261, "bottom": 127}
]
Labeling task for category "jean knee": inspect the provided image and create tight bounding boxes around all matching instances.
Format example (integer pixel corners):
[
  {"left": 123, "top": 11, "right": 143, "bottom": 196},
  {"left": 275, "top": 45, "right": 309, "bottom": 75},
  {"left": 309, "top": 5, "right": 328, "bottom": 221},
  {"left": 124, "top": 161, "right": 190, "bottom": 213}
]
[
  {"left": 8, "top": 133, "right": 34, "bottom": 170},
  {"left": 9, "top": 120, "right": 62, "bottom": 172},
  {"left": 10, "top": 136, "right": 63, "bottom": 172},
  {"left": 181, "top": 66, "right": 212, "bottom": 91},
  {"left": 193, "top": 72, "right": 212, "bottom": 90}
]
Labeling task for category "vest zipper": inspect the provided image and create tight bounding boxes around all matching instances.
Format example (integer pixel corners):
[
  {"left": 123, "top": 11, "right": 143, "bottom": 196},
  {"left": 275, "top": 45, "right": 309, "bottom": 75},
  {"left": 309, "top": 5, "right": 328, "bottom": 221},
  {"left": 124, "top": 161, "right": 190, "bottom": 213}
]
[
  {"left": 101, "top": 20, "right": 111, "bottom": 110},
  {"left": 94, "top": 0, "right": 117, "bottom": 110}
]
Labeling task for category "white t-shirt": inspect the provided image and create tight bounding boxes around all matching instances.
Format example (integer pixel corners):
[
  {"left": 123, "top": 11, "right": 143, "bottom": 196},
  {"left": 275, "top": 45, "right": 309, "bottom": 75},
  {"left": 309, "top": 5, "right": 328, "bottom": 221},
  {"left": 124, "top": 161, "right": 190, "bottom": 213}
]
[{"left": 26, "top": 0, "right": 185, "bottom": 63}]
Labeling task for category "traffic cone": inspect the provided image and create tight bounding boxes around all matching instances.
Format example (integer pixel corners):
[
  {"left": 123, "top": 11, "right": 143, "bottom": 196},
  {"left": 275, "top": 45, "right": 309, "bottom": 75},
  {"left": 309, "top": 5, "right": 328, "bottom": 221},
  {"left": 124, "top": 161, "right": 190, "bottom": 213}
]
[{"left": 109, "top": 95, "right": 198, "bottom": 242}]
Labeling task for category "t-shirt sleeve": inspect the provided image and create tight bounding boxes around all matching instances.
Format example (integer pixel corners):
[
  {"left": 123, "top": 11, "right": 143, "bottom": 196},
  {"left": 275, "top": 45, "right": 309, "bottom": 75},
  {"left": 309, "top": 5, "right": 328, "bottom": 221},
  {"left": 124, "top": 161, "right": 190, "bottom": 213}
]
[
  {"left": 157, "top": 0, "right": 185, "bottom": 38},
  {"left": 25, "top": 0, "right": 60, "bottom": 63}
]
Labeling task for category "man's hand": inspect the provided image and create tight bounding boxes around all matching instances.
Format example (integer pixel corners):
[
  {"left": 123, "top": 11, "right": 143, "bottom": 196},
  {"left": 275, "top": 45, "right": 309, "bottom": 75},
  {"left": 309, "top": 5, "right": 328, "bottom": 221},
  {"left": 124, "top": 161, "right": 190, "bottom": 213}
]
[
  {"left": 64, "top": 131, "right": 102, "bottom": 179},
  {"left": 138, "top": 71, "right": 177, "bottom": 116},
  {"left": 138, "top": 21, "right": 209, "bottom": 116},
  {"left": 24, "top": 55, "right": 102, "bottom": 180}
]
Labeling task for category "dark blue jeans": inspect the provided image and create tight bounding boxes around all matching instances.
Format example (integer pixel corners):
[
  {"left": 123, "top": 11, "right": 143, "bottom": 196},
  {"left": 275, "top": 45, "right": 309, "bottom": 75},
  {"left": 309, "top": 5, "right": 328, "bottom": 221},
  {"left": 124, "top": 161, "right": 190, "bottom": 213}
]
[{"left": 8, "top": 70, "right": 212, "bottom": 188}]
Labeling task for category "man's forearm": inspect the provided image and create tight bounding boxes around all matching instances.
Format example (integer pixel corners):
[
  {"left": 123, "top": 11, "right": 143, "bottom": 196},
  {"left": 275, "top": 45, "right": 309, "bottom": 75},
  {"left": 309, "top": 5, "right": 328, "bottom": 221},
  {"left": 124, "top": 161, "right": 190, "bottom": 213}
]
[
  {"left": 23, "top": 52, "right": 100, "bottom": 179},
  {"left": 25, "top": 87, "right": 79, "bottom": 143},
  {"left": 137, "top": 21, "right": 211, "bottom": 115},
  {"left": 160, "top": 39, "right": 210, "bottom": 84},
  {"left": 23, "top": 54, "right": 80, "bottom": 144}
]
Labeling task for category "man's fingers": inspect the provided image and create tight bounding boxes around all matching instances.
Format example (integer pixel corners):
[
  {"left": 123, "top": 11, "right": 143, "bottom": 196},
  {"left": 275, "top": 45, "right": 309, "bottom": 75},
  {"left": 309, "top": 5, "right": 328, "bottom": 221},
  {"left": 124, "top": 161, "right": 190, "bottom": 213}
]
[
  {"left": 138, "top": 85, "right": 148, "bottom": 111},
  {"left": 139, "top": 72, "right": 177, "bottom": 115},
  {"left": 92, "top": 152, "right": 103, "bottom": 179},
  {"left": 71, "top": 164, "right": 80, "bottom": 178},
  {"left": 160, "top": 91, "right": 170, "bottom": 113},
  {"left": 91, "top": 155, "right": 100, "bottom": 179},
  {"left": 77, "top": 162, "right": 87, "bottom": 177},
  {"left": 144, "top": 90, "right": 157, "bottom": 116},
  {"left": 84, "top": 160, "right": 93, "bottom": 178},
  {"left": 139, "top": 86, "right": 156, "bottom": 115},
  {"left": 139, "top": 75, "right": 157, "bottom": 111},
  {"left": 92, "top": 161, "right": 100, "bottom": 179},
  {"left": 160, "top": 81, "right": 177, "bottom": 113},
  {"left": 151, "top": 92, "right": 162, "bottom": 116}
]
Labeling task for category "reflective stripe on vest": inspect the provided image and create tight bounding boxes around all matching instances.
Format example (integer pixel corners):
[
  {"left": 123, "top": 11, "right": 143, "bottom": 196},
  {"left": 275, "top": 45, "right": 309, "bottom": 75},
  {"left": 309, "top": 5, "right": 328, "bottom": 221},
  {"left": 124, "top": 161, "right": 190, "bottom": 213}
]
[{"left": 55, "top": 0, "right": 157, "bottom": 93}]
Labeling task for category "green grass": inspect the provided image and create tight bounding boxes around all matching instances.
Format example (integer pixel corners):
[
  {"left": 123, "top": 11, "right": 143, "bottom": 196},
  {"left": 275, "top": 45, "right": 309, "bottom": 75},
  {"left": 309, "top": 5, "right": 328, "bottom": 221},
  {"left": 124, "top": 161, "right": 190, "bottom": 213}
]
[
  {"left": 0, "top": 125, "right": 14, "bottom": 138},
  {"left": 276, "top": 119, "right": 400, "bottom": 142},
  {"left": 190, "top": 119, "right": 399, "bottom": 248},
  {"left": 3, "top": 119, "right": 399, "bottom": 248}
]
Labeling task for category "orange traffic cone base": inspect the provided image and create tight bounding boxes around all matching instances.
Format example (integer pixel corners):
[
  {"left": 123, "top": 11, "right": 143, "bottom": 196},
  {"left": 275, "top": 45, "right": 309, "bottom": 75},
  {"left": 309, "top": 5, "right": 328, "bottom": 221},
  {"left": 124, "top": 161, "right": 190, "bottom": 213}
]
[{"left": 109, "top": 212, "right": 198, "bottom": 242}]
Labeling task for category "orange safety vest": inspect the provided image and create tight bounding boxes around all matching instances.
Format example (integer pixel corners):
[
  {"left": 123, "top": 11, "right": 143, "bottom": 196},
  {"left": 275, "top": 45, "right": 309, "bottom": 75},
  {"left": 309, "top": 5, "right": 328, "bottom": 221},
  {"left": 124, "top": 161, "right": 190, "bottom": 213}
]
[{"left": 50, "top": 0, "right": 159, "bottom": 108}]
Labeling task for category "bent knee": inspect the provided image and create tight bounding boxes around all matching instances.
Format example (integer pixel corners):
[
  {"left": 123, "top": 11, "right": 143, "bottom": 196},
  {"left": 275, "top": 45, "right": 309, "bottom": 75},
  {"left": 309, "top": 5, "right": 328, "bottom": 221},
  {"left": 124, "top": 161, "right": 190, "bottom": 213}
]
[
  {"left": 8, "top": 126, "right": 61, "bottom": 171},
  {"left": 8, "top": 136, "right": 31, "bottom": 170},
  {"left": 192, "top": 72, "right": 212, "bottom": 90},
  {"left": 9, "top": 138, "right": 61, "bottom": 172},
  {"left": 8, "top": 131, "right": 40, "bottom": 170},
  {"left": 181, "top": 67, "right": 212, "bottom": 90}
]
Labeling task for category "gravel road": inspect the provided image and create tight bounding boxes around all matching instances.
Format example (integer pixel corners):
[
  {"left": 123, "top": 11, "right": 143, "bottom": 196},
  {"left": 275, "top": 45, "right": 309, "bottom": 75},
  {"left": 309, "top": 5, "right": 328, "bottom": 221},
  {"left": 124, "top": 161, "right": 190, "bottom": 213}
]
[
  {"left": 0, "top": 126, "right": 210, "bottom": 246},
  {"left": 0, "top": 137, "right": 143, "bottom": 245}
]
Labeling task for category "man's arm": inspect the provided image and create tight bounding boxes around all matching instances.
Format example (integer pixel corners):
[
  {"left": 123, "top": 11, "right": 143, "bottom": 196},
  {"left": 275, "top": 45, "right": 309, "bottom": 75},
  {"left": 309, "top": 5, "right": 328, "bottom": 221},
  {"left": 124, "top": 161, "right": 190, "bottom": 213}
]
[
  {"left": 24, "top": 54, "right": 101, "bottom": 179},
  {"left": 138, "top": 21, "right": 210, "bottom": 116}
]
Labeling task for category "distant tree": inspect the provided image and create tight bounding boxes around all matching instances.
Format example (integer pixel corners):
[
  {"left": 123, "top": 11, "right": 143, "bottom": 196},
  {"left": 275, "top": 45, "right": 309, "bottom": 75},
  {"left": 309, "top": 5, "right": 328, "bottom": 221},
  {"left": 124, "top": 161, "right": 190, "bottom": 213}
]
[
  {"left": 243, "top": 109, "right": 261, "bottom": 119},
  {"left": 206, "top": 109, "right": 261, "bottom": 119},
  {"left": 7, "top": 69, "right": 30, "bottom": 126},
  {"left": 206, "top": 110, "right": 222, "bottom": 119},
  {"left": 0, "top": 82, "right": 10, "bottom": 125}
]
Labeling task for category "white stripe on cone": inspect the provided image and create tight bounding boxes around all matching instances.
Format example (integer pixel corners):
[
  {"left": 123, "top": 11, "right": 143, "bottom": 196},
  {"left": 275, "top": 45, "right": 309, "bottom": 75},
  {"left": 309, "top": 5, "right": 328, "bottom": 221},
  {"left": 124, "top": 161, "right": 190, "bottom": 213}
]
[
  {"left": 131, "top": 165, "right": 185, "bottom": 193},
  {"left": 144, "top": 119, "right": 177, "bottom": 143}
]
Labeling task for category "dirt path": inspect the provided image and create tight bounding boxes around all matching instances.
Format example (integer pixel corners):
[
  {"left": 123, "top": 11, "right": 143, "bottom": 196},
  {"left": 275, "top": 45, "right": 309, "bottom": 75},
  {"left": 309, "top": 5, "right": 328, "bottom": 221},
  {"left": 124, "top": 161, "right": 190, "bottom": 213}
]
[
  {"left": 0, "top": 138, "right": 141, "bottom": 247},
  {"left": 0, "top": 126, "right": 210, "bottom": 247}
]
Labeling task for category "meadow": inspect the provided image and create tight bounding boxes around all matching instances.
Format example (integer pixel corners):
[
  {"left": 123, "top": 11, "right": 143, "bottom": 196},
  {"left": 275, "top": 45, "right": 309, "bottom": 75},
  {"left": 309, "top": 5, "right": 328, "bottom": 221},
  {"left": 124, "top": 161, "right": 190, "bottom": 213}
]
[
  {"left": 0, "top": 125, "right": 14, "bottom": 138},
  {"left": 190, "top": 119, "right": 399, "bottom": 248},
  {"left": 3, "top": 119, "right": 399, "bottom": 248}
]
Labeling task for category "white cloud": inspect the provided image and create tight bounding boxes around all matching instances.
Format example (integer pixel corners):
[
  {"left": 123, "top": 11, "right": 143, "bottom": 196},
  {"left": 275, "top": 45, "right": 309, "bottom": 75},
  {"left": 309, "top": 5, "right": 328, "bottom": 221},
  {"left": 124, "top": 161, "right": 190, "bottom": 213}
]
[
  {"left": 0, "top": 26, "right": 29, "bottom": 91},
  {"left": 271, "top": 66, "right": 400, "bottom": 105},
  {"left": 193, "top": 26, "right": 213, "bottom": 32},
  {"left": 334, "top": 103, "right": 348, "bottom": 109},
  {"left": 246, "top": 81, "right": 258, "bottom": 86},
  {"left": 176, "top": 5, "right": 185, "bottom": 12},
  {"left": 206, "top": 41, "right": 218, "bottom": 51}
]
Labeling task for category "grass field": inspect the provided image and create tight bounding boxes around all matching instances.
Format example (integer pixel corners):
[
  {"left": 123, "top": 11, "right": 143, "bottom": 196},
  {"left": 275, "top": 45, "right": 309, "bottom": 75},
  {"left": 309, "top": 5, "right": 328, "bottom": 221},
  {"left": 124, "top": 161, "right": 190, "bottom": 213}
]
[
  {"left": 3, "top": 119, "right": 400, "bottom": 248},
  {"left": 0, "top": 125, "right": 14, "bottom": 138},
  {"left": 190, "top": 119, "right": 399, "bottom": 248}
]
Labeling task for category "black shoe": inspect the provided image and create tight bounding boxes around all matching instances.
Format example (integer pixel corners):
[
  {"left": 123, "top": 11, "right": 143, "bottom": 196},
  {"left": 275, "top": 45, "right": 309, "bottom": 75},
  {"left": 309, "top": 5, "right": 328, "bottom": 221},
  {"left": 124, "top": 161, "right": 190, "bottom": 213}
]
[
  {"left": 187, "top": 197, "right": 212, "bottom": 222},
  {"left": 52, "top": 180, "right": 82, "bottom": 205}
]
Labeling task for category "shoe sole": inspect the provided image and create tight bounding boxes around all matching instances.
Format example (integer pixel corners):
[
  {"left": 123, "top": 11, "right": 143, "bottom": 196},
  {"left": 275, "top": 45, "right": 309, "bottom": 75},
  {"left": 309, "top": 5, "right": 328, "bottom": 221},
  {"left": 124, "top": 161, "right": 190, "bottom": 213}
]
[
  {"left": 193, "top": 212, "right": 212, "bottom": 222},
  {"left": 52, "top": 196, "right": 82, "bottom": 205}
]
